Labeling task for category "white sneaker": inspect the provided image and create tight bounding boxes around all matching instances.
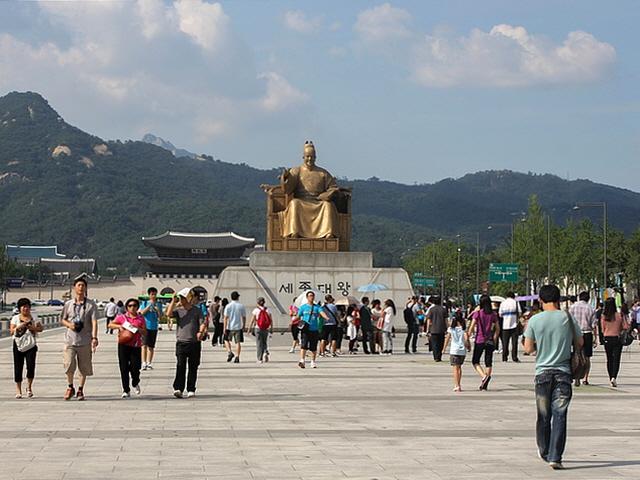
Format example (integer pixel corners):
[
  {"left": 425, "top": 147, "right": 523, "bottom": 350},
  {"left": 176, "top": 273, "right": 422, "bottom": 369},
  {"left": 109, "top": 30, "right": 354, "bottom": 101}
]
[
  {"left": 173, "top": 390, "right": 183, "bottom": 398},
  {"left": 142, "top": 363, "right": 148, "bottom": 371},
  {"left": 289, "top": 347, "right": 295, "bottom": 353},
  {"left": 257, "top": 360, "right": 263, "bottom": 365},
  {"left": 147, "top": 363, "right": 153, "bottom": 370},
  {"left": 263, "top": 353, "right": 269, "bottom": 363},
  {"left": 121, "top": 392, "right": 130, "bottom": 398},
  {"left": 133, "top": 384, "right": 141, "bottom": 395},
  {"left": 311, "top": 361, "right": 317, "bottom": 368},
  {"left": 187, "top": 391, "right": 195, "bottom": 398}
]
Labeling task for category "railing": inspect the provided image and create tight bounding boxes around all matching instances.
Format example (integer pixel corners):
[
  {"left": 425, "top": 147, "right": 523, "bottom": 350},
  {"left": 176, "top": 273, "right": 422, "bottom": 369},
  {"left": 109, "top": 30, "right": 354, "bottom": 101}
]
[{"left": 0, "top": 309, "right": 104, "bottom": 338}]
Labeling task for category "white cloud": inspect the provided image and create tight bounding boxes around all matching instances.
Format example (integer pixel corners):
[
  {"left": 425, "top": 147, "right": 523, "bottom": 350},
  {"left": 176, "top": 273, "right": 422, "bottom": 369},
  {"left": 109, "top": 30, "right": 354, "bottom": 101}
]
[
  {"left": 283, "top": 10, "right": 322, "bottom": 34},
  {"left": 259, "top": 72, "right": 309, "bottom": 112},
  {"left": 136, "top": 0, "right": 174, "bottom": 40},
  {"left": 174, "top": 0, "right": 229, "bottom": 52},
  {"left": 412, "top": 24, "right": 616, "bottom": 87},
  {"left": 354, "top": 3, "right": 412, "bottom": 44}
]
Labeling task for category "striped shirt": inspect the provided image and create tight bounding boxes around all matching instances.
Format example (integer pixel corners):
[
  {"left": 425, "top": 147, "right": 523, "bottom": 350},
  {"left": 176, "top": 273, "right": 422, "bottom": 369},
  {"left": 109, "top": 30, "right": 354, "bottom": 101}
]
[{"left": 569, "top": 301, "right": 597, "bottom": 332}]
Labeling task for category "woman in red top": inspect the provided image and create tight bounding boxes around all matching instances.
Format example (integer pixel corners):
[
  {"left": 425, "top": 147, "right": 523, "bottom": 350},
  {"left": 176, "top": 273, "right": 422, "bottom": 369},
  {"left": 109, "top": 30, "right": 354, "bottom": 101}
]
[
  {"left": 288, "top": 298, "right": 300, "bottom": 353},
  {"left": 108, "top": 298, "right": 147, "bottom": 398},
  {"left": 601, "top": 298, "right": 630, "bottom": 387}
]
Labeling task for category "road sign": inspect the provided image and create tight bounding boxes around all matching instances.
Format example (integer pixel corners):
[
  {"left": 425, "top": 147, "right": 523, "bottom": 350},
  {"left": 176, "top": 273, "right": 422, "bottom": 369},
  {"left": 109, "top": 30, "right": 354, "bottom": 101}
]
[
  {"left": 489, "top": 263, "right": 519, "bottom": 282},
  {"left": 413, "top": 277, "right": 437, "bottom": 287},
  {"left": 412, "top": 272, "right": 425, "bottom": 279}
]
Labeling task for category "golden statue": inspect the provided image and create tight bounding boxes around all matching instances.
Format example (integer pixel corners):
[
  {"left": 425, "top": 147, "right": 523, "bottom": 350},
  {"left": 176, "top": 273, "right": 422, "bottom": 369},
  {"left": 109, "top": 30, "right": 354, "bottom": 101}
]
[
  {"left": 278, "top": 141, "right": 339, "bottom": 238},
  {"left": 261, "top": 141, "right": 351, "bottom": 251}
]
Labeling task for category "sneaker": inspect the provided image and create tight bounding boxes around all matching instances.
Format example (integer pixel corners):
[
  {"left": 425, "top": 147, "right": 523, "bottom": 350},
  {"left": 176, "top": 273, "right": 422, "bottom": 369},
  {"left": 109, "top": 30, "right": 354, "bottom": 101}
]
[
  {"left": 186, "top": 391, "right": 195, "bottom": 398},
  {"left": 298, "top": 360, "right": 305, "bottom": 369},
  {"left": 289, "top": 347, "right": 295, "bottom": 353},
  {"left": 257, "top": 360, "right": 263, "bottom": 365},
  {"left": 133, "top": 384, "right": 141, "bottom": 395},
  {"left": 173, "top": 390, "right": 183, "bottom": 398},
  {"left": 264, "top": 353, "right": 269, "bottom": 363},
  {"left": 233, "top": 357, "right": 240, "bottom": 364},
  {"left": 121, "top": 392, "right": 130, "bottom": 399},
  {"left": 227, "top": 352, "right": 235, "bottom": 363},
  {"left": 64, "top": 386, "right": 75, "bottom": 401},
  {"left": 610, "top": 378, "right": 617, "bottom": 388},
  {"left": 480, "top": 375, "right": 492, "bottom": 390},
  {"left": 76, "top": 388, "right": 85, "bottom": 401},
  {"left": 311, "top": 361, "right": 317, "bottom": 368},
  {"left": 574, "top": 379, "right": 581, "bottom": 387},
  {"left": 147, "top": 363, "right": 153, "bottom": 370},
  {"left": 549, "top": 462, "right": 564, "bottom": 470},
  {"left": 15, "top": 393, "right": 22, "bottom": 399},
  {"left": 142, "top": 363, "right": 148, "bottom": 371}
]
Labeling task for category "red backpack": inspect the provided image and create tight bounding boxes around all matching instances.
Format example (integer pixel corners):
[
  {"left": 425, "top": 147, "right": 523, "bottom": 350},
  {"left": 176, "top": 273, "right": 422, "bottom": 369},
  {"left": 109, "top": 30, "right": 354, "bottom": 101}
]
[{"left": 256, "top": 307, "right": 272, "bottom": 330}]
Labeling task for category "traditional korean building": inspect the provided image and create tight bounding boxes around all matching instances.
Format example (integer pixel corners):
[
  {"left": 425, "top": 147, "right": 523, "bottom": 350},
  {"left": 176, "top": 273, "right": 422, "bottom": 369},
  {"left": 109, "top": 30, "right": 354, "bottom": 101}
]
[{"left": 138, "top": 231, "right": 257, "bottom": 277}]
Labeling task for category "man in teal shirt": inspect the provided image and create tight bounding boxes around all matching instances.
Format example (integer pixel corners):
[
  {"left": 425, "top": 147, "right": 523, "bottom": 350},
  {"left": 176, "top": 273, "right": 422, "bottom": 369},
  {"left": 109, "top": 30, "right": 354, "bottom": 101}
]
[
  {"left": 524, "top": 284, "right": 583, "bottom": 470},
  {"left": 297, "top": 291, "right": 328, "bottom": 369},
  {"left": 139, "top": 287, "right": 163, "bottom": 370}
]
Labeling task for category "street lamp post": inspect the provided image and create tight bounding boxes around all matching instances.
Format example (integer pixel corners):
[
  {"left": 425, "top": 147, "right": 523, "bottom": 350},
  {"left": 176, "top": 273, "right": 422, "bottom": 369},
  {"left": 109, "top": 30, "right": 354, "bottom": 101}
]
[
  {"left": 456, "top": 234, "right": 461, "bottom": 302},
  {"left": 573, "top": 202, "right": 607, "bottom": 298}
]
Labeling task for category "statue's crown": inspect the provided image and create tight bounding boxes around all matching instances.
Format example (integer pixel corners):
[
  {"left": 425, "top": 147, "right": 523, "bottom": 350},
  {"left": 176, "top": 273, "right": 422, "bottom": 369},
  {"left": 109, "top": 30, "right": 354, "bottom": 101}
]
[{"left": 303, "top": 140, "right": 315, "bottom": 155}]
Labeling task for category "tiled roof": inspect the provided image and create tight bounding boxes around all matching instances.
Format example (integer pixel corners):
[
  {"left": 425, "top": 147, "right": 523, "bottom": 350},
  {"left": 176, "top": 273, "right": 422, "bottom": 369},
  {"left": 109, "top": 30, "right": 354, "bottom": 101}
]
[
  {"left": 5, "top": 245, "right": 66, "bottom": 259},
  {"left": 142, "top": 231, "right": 255, "bottom": 250}
]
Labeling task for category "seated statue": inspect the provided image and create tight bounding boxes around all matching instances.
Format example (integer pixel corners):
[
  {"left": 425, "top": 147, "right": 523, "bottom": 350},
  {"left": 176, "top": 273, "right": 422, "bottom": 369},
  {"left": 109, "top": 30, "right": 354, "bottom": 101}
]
[{"left": 279, "top": 141, "right": 339, "bottom": 238}]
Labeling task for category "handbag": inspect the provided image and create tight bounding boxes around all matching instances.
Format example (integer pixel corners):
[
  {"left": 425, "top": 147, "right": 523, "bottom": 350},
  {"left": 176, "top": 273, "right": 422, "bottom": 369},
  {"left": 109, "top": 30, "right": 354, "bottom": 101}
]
[
  {"left": 15, "top": 329, "right": 36, "bottom": 352},
  {"left": 569, "top": 313, "right": 587, "bottom": 380},
  {"left": 620, "top": 328, "right": 634, "bottom": 347}
]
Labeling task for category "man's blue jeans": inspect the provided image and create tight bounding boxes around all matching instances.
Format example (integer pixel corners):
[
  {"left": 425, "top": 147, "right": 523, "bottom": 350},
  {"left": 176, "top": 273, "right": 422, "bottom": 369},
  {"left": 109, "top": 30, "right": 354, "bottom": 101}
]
[{"left": 535, "top": 369, "right": 573, "bottom": 463}]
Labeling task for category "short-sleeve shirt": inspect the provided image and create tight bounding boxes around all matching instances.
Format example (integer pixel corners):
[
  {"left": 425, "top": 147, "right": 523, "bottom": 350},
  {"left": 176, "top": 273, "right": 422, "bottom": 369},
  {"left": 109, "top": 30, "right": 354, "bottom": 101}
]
[
  {"left": 62, "top": 298, "right": 98, "bottom": 347},
  {"left": 11, "top": 314, "right": 41, "bottom": 343},
  {"left": 139, "top": 300, "right": 163, "bottom": 330},
  {"left": 524, "top": 310, "right": 582, "bottom": 375},
  {"left": 569, "top": 301, "right": 597, "bottom": 333},
  {"left": 472, "top": 310, "right": 499, "bottom": 344},
  {"left": 323, "top": 303, "right": 338, "bottom": 326},
  {"left": 224, "top": 301, "right": 246, "bottom": 331},
  {"left": 113, "top": 313, "right": 146, "bottom": 347},
  {"left": 382, "top": 306, "right": 395, "bottom": 332},
  {"left": 426, "top": 305, "right": 447, "bottom": 334},
  {"left": 498, "top": 298, "right": 520, "bottom": 330},
  {"left": 447, "top": 326, "right": 466, "bottom": 356},
  {"left": 298, "top": 303, "right": 323, "bottom": 332},
  {"left": 174, "top": 306, "right": 206, "bottom": 343}
]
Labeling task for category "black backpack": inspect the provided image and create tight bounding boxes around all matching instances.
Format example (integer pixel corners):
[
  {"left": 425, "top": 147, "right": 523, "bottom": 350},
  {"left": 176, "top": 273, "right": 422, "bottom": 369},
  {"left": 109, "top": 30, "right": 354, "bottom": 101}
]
[{"left": 403, "top": 305, "right": 415, "bottom": 325}]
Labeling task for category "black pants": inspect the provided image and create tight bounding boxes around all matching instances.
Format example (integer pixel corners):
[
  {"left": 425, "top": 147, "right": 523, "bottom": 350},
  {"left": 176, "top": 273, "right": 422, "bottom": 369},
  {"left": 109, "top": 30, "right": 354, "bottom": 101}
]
[
  {"left": 430, "top": 333, "right": 445, "bottom": 361},
  {"left": 361, "top": 328, "right": 375, "bottom": 354},
  {"left": 604, "top": 336, "right": 623, "bottom": 380},
  {"left": 173, "top": 341, "right": 202, "bottom": 393},
  {"left": 212, "top": 322, "right": 224, "bottom": 345},
  {"left": 118, "top": 344, "right": 141, "bottom": 393},
  {"left": 405, "top": 323, "right": 418, "bottom": 353},
  {"left": 502, "top": 328, "right": 519, "bottom": 361},
  {"left": 13, "top": 342, "right": 37, "bottom": 383}
]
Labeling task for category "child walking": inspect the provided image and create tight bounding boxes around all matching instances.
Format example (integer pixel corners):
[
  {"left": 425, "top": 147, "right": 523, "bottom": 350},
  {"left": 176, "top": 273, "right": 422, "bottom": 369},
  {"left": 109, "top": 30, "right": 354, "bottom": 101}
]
[{"left": 443, "top": 311, "right": 470, "bottom": 392}]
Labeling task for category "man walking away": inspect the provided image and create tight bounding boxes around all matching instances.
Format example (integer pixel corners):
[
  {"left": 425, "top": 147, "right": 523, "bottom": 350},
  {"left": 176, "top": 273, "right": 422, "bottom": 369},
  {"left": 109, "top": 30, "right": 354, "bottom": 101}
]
[
  {"left": 359, "top": 297, "right": 375, "bottom": 354},
  {"left": 104, "top": 297, "right": 118, "bottom": 334},
  {"left": 247, "top": 297, "right": 273, "bottom": 364},
  {"left": 319, "top": 295, "right": 338, "bottom": 357},
  {"left": 524, "top": 284, "right": 583, "bottom": 470},
  {"left": 223, "top": 291, "right": 246, "bottom": 363},
  {"left": 404, "top": 296, "right": 420, "bottom": 354},
  {"left": 426, "top": 296, "right": 447, "bottom": 362},
  {"left": 569, "top": 291, "right": 598, "bottom": 386},
  {"left": 499, "top": 292, "right": 521, "bottom": 362}
]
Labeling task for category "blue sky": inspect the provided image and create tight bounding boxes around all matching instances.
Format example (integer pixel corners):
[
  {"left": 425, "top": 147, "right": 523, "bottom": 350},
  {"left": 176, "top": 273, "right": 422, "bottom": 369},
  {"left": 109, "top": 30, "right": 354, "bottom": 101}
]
[{"left": 0, "top": 1, "right": 638, "bottom": 190}]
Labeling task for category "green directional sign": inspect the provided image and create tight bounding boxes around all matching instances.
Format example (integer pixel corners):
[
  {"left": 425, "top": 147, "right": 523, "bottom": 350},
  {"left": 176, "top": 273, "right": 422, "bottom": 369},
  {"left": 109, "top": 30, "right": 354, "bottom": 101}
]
[
  {"left": 412, "top": 272, "right": 425, "bottom": 278},
  {"left": 489, "top": 263, "right": 519, "bottom": 282},
  {"left": 413, "top": 277, "right": 437, "bottom": 287}
]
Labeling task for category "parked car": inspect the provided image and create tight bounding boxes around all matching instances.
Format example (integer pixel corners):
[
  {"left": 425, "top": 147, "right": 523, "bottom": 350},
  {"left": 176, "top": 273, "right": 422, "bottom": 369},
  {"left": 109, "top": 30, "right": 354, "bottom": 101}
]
[
  {"left": 32, "top": 299, "right": 48, "bottom": 307},
  {"left": 47, "top": 299, "right": 64, "bottom": 306}
]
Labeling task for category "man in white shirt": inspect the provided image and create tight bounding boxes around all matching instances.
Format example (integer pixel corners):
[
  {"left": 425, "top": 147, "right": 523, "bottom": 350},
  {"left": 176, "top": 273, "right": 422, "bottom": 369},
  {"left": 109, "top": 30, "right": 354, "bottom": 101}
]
[
  {"left": 498, "top": 292, "right": 521, "bottom": 362},
  {"left": 104, "top": 298, "right": 118, "bottom": 334},
  {"left": 223, "top": 291, "right": 246, "bottom": 364}
]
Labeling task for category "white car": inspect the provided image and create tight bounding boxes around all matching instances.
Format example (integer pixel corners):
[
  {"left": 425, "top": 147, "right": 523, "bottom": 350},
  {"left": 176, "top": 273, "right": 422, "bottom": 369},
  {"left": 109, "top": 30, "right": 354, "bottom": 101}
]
[{"left": 32, "top": 299, "right": 48, "bottom": 307}]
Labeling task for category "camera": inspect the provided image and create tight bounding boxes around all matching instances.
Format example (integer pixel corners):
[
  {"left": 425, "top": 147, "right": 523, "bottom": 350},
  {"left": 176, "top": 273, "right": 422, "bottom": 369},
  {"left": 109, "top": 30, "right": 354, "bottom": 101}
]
[{"left": 73, "top": 319, "right": 84, "bottom": 333}]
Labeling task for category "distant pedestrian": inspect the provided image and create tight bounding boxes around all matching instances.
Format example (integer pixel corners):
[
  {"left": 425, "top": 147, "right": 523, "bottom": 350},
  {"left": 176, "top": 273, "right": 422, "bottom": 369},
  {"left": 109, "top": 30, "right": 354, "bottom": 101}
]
[
  {"left": 371, "top": 299, "right": 384, "bottom": 353},
  {"left": 601, "top": 297, "right": 630, "bottom": 388},
  {"left": 61, "top": 277, "right": 99, "bottom": 401},
  {"left": 167, "top": 288, "right": 207, "bottom": 398},
  {"left": 223, "top": 291, "right": 246, "bottom": 364},
  {"left": 381, "top": 299, "right": 396, "bottom": 354},
  {"left": 209, "top": 296, "right": 223, "bottom": 347},
  {"left": 297, "top": 290, "right": 329, "bottom": 369},
  {"left": 10, "top": 298, "right": 43, "bottom": 398},
  {"left": 108, "top": 298, "right": 146, "bottom": 398},
  {"left": 469, "top": 294, "right": 500, "bottom": 390},
  {"left": 359, "top": 297, "right": 375, "bottom": 354},
  {"left": 404, "top": 296, "right": 419, "bottom": 354},
  {"left": 426, "top": 296, "right": 448, "bottom": 362},
  {"left": 347, "top": 306, "right": 358, "bottom": 354},
  {"left": 104, "top": 297, "right": 118, "bottom": 334},
  {"left": 319, "top": 295, "right": 339, "bottom": 357},
  {"left": 524, "top": 284, "right": 583, "bottom": 470},
  {"left": 288, "top": 298, "right": 300, "bottom": 353},
  {"left": 139, "top": 287, "right": 162, "bottom": 370},
  {"left": 499, "top": 292, "right": 521, "bottom": 362},
  {"left": 247, "top": 297, "right": 273, "bottom": 364},
  {"left": 569, "top": 291, "right": 598, "bottom": 385},
  {"left": 117, "top": 300, "right": 125, "bottom": 315},
  {"left": 443, "top": 311, "right": 470, "bottom": 392}
]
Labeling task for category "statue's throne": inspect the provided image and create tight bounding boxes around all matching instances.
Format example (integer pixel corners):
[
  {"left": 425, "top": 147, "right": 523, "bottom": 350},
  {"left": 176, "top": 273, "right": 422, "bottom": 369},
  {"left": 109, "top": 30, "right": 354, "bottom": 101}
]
[{"left": 262, "top": 185, "right": 352, "bottom": 252}]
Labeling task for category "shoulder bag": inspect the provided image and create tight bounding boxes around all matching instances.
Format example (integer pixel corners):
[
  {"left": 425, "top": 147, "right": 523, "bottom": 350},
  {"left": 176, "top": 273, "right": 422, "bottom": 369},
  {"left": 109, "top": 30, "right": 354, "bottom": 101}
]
[
  {"left": 15, "top": 329, "right": 36, "bottom": 352},
  {"left": 569, "top": 313, "right": 588, "bottom": 380}
]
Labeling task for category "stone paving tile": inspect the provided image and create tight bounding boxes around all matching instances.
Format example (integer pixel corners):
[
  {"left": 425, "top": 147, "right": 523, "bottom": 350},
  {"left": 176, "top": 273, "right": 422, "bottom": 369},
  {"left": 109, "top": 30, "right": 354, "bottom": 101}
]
[{"left": 2, "top": 327, "right": 640, "bottom": 479}]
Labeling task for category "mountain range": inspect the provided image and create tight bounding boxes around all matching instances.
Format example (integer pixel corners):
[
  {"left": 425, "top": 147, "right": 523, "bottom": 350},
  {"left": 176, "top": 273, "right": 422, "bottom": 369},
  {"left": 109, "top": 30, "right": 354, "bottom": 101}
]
[{"left": 1, "top": 91, "right": 639, "bottom": 272}]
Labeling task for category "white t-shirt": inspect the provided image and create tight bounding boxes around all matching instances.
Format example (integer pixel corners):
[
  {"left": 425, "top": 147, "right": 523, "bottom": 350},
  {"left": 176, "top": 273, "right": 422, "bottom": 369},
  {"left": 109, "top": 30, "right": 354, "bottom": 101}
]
[
  {"left": 382, "top": 307, "right": 395, "bottom": 332},
  {"left": 11, "top": 314, "right": 41, "bottom": 342},
  {"left": 447, "top": 326, "right": 466, "bottom": 356},
  {"left": 499, "top": 298, "right": 520, "bottom": 330}
]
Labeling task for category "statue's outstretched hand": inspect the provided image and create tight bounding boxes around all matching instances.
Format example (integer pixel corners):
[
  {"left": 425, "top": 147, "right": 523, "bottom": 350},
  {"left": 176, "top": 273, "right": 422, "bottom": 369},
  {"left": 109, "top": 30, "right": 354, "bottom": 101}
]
[{"left": 281, "top": 168, "right": 290, "bottom": 182}]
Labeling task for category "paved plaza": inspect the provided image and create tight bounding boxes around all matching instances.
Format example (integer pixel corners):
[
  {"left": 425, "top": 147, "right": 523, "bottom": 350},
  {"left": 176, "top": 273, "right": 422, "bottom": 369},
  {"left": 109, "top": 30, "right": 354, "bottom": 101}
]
[{"left": 1, "top": 324, "right": 639, "bottom": 480}]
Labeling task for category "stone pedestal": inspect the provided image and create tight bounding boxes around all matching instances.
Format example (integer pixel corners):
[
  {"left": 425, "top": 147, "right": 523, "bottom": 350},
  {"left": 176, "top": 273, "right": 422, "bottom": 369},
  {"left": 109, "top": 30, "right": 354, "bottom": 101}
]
[{"left": 214, "top": 251, "right": 413, "bottom": 329}]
